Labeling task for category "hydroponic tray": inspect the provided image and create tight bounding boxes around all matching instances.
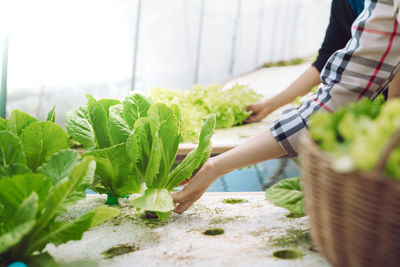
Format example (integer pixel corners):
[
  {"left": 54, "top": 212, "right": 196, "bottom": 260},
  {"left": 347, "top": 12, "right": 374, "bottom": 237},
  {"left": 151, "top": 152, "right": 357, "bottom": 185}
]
[{"left": 47, "top": 192, "right": 329, "bottom": 267}]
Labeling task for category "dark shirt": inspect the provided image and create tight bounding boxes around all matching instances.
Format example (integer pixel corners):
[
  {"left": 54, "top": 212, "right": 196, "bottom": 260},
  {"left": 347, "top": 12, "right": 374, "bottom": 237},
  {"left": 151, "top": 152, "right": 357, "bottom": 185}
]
[
  {"left": 312, "top": 0, "right": 365, "bottom": 72},
  {"left": 348, "top": 0, "right": 365, "bottom": 17}
]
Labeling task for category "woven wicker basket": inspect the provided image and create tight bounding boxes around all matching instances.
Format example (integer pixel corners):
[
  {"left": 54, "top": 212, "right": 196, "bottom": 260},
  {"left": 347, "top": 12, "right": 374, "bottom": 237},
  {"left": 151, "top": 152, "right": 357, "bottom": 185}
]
[{"left": 300, "top": 128, "right": 400, "bottom": 267}]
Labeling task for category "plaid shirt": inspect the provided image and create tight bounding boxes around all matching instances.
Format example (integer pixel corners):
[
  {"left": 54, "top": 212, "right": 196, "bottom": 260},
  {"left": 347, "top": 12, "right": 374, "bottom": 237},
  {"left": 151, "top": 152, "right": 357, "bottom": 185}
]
[{"left": 271, "top": 0, "right": 400, "bottom": 157}]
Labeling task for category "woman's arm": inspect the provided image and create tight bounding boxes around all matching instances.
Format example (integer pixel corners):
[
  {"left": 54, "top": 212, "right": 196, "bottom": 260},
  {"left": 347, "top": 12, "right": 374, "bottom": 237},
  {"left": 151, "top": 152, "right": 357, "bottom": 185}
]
[
  {"left": 246, "top": 0, "right": 354, "bottom": 123},
  {"left": 172, "top": 129, "right": 286, "bottom": 214},
  {"left": 245, "top": 66, "right": 321, "bottom": 123}
]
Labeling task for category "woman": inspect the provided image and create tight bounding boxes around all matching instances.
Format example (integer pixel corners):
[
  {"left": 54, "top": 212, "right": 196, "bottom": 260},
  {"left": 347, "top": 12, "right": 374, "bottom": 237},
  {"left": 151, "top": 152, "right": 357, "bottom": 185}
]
[
  {"left": 246, "top": 0, "right": 365, "bottom": 123},
  {"left": 172, "top": 0, "right": 400, "bottom": 214}
]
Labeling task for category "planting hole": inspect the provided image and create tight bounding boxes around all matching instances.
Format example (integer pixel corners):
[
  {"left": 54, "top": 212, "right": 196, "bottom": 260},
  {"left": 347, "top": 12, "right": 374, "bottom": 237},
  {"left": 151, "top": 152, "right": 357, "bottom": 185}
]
[
  {"left": 102, "top": 244, "right": 139, "bottom": 259},
  {"left": 273, "top": 249, "right": 302, "bottom": 260},
  {"left": 286, "top": 213, "right": 305, "bottom": 218},
  {"left": 203, "top": 228, "right": 224, "bottom": 236},
  {"left": 144, "top": 211, "right": 159, "bottom": 219},
  {"left": 222, "top": 198, "right": 247, "bottom": 204}
]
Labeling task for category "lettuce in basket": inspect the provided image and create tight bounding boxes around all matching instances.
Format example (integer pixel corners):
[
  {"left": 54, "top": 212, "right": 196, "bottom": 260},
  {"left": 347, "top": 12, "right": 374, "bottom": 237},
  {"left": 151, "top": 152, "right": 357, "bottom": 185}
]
[
  {"left": 128, "top": 104, "right": 216, "bottom": 220},
  {"left": 310, "top": 96, "right": 400, "bottom": 178},
  {"left": 351, "top": 98, "right": 400, "bottom": 177}
]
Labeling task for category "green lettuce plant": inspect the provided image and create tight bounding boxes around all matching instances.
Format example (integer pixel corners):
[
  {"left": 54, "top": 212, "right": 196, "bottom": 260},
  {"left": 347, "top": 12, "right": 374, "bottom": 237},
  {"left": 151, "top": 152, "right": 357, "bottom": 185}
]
[
  {"left": 66, "top": 94, "right": 152, "bottom": 203},
  {"left": 128, "top": 104, "right": 216, "bottom": 220},
  {"left": 66, "top": 94, "right": 217, "bottom": 213},
  {"left": 150, "top": 83, "right": 261, "bottom": 142},
  {"left": 0, "top": 109, "right": 119, "bottom": 266},
  {"left": 0, "top": 109, "right": 70, "bottom": 175},
  {"left": 0, "top": 159, "right": 119, "bottom": 267}
]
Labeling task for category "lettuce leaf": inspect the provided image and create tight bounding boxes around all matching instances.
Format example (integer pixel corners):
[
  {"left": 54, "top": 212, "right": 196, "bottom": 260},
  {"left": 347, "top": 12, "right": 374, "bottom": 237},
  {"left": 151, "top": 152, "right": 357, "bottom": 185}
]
[
  {"left": 65, "top": 106, "right": 96, "bottom": 149},
  {"left": 6, "top": 110, "right": 38, "bottom": 135},
  {"left": 123, "top": 93, "right": 151, "bottom": 129},
  {"left": 108, "top": 104, "right": 131, "bottom": 145},
  {"left": 0, "top": 158, "right": 119, "bottom": 265},
  {"left": 84, "top": 144, "right": 141, "bottom": 196},
  {"left": 19, "top": 122, "right": 70, "bottom": 171},
  {"left": 0, "top": 131, "right": 26, "bottom": 167},
  {"left": 132, "top": 188, "right": 175, "bottom": 213},
  {"left": 265, "top": 177, "right": 305, "bottom": 216},
  {"left": 46, "top": 106, "right": 56, "bottom": 122}
]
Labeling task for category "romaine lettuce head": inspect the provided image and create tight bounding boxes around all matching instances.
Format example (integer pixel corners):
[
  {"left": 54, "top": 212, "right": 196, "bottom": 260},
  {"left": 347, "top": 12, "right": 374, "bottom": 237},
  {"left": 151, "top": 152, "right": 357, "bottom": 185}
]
[{"left": 131, "top": 108, "right": 216, "bottom": 216}]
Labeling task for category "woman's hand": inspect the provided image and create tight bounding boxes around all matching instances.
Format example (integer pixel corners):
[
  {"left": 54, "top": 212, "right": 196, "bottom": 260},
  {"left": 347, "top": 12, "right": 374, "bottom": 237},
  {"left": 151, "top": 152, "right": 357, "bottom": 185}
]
[
  {"left": 172, "top": 129, "right": 287, "bottom": 214},
  {"left": 245, "top": 99, "right": 275, "bottom": 123},
  {"left": 246, "top": 65, "right": 322, "bottom": 124},
  {"left": 172, "top": 158, "right": 218, "bottom": 214}
]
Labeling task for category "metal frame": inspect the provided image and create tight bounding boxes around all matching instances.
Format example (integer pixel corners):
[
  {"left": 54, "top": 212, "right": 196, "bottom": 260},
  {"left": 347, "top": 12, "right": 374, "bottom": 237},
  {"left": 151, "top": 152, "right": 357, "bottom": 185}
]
[
  {"left": 228, "top": 0, "right": 242, "bottom": 76},
  {"left": 194, "top": 0, "right": 206, "bottom": 84},
  {"left": 0, "top": 29, "right": 9, "bottom": 119},
  {"left": 131, "top": 0, "right": 142, "bottom": 91},
  {"left": 254, "top": 0, "right": 265, "bottom": 67}
]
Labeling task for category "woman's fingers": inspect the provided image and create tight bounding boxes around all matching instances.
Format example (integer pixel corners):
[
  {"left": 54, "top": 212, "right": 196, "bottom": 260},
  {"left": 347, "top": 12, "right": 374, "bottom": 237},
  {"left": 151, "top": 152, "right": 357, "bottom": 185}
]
[
  {"left": 173, "top": 200, "right": 193, "bottom": 214},
  {"left": 178, "top": 178, "right": 190, "bottom": 186},
  {"left": 171, "top": 158, "right": 218, "bottom": 214},
  {"left": 171, "top": 190, "right": 195, "bottom": 214}
]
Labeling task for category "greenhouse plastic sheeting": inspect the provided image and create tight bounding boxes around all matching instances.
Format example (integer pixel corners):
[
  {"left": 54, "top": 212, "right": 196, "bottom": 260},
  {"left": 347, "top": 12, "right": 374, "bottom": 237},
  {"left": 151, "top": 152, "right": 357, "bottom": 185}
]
[{"left": 1, "top": 0, "right": 330, "bottom": 125}]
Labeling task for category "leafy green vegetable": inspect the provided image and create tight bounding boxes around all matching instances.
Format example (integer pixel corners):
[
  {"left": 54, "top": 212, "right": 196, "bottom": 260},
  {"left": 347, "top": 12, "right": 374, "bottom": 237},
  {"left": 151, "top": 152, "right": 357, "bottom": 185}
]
[
  {"left": 6, "top": 110, "right": 38, "bottom": 136},
  {"left": 108, "top": 104, "right": 131, "bottom": 145},
  {"left": 86, "top": 95, "right": 112, "bottom": 149},
  {"left": 351, "top": 99, "right": 400, "bottom": 177},
  {"left": 265, "top": 177, "right": 305, "bottom": 216},
  {"left": 0, "top": 112, "right": 72, "bottom": 175},
  {"left": 67, "top": 94, "right": 216, "bottom": 213},
  {"left": 37, "top": 149, "right": 96, "bottom": 211},
  {"left": 66, "top": 94, "right": 152, "bottom": 199},
  {"left": 123, "top": 93, "right": 151, "bottom": 129},
  {"left": 37, "top": 149, "right": 80, "bottom": 185},
  {"left": 310, "top": 96, "right": 400, "bottom": 178},
  {"left": 0, "top": 118, "right": 7, "bottom": 130},
  {"left": 66, "top": 94, "right": 151, "bottom": 150},
  {"left": 84, "top": 144, "right": 140, "bottom": 196},
  {"left": 47, "top": 106, "right": 56, "bottom": 122},
  {"left": 0, "top": 131, "right": 26, "bottom": 167},
  {"left": 19, "top": 122, "right": 70, "bottom": 171},
  {"left": 0, "top": 158, "right": 119, "bottom": 266},
  {"left": 150, "top": 83, "right": 261, "bottom": 142},
  {"left": 132, "top": 188, "right": 175, "bottom": 212},
  {"left": 65, "top": 106, "right": 96, "bottom": 149},
  {"left": 0, "top": 109, "right": 119, "bottom": 265},
  {"left": 131, "top": 105, "right": 216, "bottom": 218}
]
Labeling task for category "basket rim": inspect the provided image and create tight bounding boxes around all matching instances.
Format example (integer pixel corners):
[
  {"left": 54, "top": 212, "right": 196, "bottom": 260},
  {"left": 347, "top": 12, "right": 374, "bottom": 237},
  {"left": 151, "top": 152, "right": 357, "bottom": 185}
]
[{"left": 300, "top": 131, "right": 400, "bottom": 188}]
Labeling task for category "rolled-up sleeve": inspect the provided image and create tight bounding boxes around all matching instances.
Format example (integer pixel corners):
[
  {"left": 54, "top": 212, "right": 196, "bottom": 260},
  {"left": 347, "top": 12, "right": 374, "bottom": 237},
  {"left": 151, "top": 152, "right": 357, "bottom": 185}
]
[{"left": 271, "top": 0, "right": 400, "bottom": 156}]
